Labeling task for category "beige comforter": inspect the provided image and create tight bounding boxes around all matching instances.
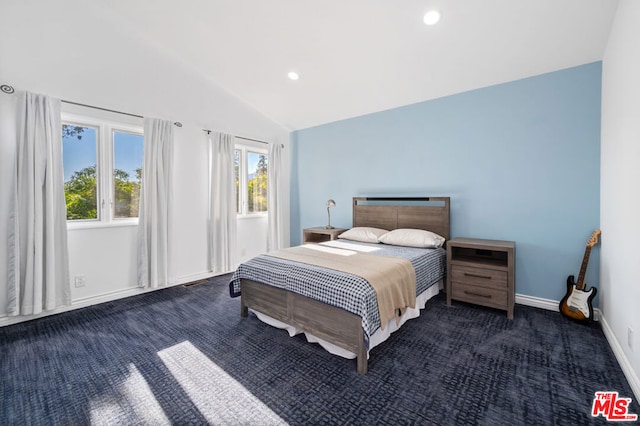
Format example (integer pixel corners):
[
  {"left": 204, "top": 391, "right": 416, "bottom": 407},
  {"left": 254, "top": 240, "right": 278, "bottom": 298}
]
[{"left": 265, "top": 244, "right": 416, "bottom": 330}]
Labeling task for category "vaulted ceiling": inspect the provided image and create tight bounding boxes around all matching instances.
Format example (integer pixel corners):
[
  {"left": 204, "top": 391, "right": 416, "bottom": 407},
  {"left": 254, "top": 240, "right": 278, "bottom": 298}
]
[{"left": 102, "top": 0, "right": 618, "bottom": 130}]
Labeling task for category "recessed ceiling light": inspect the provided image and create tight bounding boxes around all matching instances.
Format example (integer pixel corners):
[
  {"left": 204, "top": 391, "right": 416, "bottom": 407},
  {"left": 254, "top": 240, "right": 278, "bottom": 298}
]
[
  {"left": 423, "top": 10, "right": 441, "bottom": 26},
  {"left": 288, "top": 71, "right": 299, "bottom": 80}
]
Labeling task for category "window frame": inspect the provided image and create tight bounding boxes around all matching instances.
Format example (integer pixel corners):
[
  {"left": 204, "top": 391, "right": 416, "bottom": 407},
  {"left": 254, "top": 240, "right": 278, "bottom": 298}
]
[
  {"left": 235, "top": 143, "right": 269, "bottom": 219},
  {"left": 62, "top": 111, "right": 144, "bottom": 229}
]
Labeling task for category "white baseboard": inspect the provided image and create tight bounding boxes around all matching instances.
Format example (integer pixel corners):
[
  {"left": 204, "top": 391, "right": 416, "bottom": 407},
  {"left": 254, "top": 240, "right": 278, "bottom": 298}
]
[
  {"left": 0, "top": 270, "right": 225, "bottom": 328},
  {"left": 600, "top": 314, "right": 640, "bottom": 402},
  {"left": 515, "top": 293, "right": 559, "bottom": 312},
  {"left": 516, "top": 293, "right": 603, "bottom": 321},
  {"left": 0, "top": 286, "right": 152, "bottom": 327},
  {"left": 72, "top": 286, "right": 144, "bottom": 306},
  {"left": 169, "top": 270, "right": 228, "bottom": 286}
]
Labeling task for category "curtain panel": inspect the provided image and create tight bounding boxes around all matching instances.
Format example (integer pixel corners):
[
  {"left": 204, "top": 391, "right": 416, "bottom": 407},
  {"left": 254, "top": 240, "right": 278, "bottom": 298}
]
[
  {"left": 7, "top": 91, "right": 70, "bottom": 316},
  {"left": 267, "top": 142, "right": 283, "bottom": 251},
  {"left": 138, "top": 118, "right": 174, "bottom": 288},
  {"left": 209, "top": 132, "right": 237, "bottom": 274}
]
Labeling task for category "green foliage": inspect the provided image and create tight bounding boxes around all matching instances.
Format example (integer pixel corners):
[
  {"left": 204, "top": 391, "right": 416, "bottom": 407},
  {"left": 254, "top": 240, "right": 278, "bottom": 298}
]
[
  {"left": 248, "top": 154, "right": 268, "bottom": 213},
  {"left": 62, "top": 125, "right": 85, "bottom": 140},
  {"left": 256, "top": 154, "right": 267, "bottom": 174},
  {"left": 63, "top": 124, "right": 142, "bottom": 220},
  {"left": 64, "top": 165, "right": 142, "bottom": 220},
  {"left": 113, "top": 169, "right": 142, "bottom": 218},
  {"left": 65, "top": 165, "right": 98, "bottom": 220}
]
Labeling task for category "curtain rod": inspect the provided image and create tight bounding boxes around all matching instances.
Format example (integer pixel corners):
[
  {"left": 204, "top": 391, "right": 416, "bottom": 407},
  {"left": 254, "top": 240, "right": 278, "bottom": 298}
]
[
  {"left": 203, "top": 129, "right": 284, "bottom": 148},
  {"left": 1, "top": 84, "right": 182, "bottom": 127}
]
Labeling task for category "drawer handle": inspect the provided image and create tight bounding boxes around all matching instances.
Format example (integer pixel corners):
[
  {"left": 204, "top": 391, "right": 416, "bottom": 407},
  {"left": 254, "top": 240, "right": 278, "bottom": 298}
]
[
  {"left": 464, "top": 272, "right": 492, "bottom": 280},
  {"left": 464, "top": 290, "right": 492, "bottom": 299}
]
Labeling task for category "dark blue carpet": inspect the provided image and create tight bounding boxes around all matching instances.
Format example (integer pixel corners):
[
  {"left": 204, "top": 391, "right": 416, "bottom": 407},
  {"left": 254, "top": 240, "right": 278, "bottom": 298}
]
[{"left": 0, "top": 274, "right": 636, "bottom": 425}]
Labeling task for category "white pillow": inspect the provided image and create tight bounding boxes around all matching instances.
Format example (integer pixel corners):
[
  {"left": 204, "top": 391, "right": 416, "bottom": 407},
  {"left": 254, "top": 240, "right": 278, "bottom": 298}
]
[
  {"left": 378, "top": 228, "right": 445, "bottom": 248},
  {"left": 338, "top": 227, "right": 389, "bottom": 244}
]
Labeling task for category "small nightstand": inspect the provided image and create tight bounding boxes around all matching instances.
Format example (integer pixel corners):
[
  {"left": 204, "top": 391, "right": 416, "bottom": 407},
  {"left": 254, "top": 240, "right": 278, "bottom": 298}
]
[
  {"left": 446, "top": 238, "right": 516, "bottom": 319},
  {"left": 303, "top": 227, "right": 348, "bottom": 244}
]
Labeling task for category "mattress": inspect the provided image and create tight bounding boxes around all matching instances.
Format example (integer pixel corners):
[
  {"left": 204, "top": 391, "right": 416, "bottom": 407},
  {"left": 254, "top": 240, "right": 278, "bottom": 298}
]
[{"left": 229, "top": 239, "right": 446, "bottom": 339}]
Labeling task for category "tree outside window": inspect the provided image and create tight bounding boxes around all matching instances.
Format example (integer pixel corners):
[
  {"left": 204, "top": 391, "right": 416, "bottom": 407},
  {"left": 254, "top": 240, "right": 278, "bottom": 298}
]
[
  {"left": 248, "top": 152, "right": 268, "bottom": 213},
  {"left": 235, "top": 147, "right": 268, "bottom": 216}
]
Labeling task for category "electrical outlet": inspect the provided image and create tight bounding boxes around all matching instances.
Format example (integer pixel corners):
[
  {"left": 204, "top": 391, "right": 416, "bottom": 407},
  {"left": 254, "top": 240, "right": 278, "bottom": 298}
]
[
  {"left": 74, "top": 275, "right": 86, "bottom": 288},
  {"left": 628, "top": 327, "right": 634, "bottom": 351}
]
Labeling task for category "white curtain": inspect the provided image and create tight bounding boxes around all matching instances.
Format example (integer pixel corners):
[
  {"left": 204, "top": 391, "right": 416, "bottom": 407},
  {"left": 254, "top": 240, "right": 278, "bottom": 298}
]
[
  {"left": 138, "top": 118, "right": 174, "bottom": 288},
  {"left": 7, "top": 91, "right": 70, "bottom": 316},
  {"left": 267, "top": 142, "right": 283, "bottom": 251},
  {"left": 209, "top": 131, "right": 237, "bottom": 273}
]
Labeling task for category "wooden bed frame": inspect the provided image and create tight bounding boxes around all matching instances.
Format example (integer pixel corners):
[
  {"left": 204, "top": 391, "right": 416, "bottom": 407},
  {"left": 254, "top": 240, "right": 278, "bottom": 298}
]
[{"left": 240, "top": 196, "right": 450, "bottom": 374}]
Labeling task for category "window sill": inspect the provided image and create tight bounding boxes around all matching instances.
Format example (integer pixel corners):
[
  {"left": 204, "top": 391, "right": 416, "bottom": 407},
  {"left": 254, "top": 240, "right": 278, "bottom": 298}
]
[
  {"left": 237, "top": 214, "right": 268, "bottom": 221},
  {"left": 67, "top": 220, "right": 139, "bottom": 231}
]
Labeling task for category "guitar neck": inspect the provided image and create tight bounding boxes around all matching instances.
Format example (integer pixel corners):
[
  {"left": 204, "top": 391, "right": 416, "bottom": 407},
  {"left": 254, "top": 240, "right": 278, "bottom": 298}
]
[{"left": 576, "top": 246, "right": 592, "bottom": 290}]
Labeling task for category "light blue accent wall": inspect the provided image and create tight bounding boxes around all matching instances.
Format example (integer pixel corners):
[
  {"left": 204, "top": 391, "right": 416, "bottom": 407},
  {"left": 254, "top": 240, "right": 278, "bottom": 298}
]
[{"left": 290, "top": 62, "right": 601, "bottom": 303}]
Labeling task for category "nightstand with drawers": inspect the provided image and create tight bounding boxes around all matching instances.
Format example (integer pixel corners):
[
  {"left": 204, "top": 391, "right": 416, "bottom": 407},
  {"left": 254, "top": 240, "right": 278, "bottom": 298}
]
[{"left": 446, "top": 238, "right": 516, "bottom": 319}]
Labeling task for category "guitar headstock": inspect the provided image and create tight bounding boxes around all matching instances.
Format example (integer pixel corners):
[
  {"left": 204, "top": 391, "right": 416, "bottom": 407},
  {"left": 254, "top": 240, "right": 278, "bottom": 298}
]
[{"left": 587, "top": 230, "right": 601, "bottom": 247}]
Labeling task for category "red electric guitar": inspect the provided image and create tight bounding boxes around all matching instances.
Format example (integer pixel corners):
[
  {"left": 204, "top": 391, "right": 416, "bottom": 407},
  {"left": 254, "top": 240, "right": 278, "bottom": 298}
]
[{"left": 559, "top": 230, "right": 601, "bottom": 323}]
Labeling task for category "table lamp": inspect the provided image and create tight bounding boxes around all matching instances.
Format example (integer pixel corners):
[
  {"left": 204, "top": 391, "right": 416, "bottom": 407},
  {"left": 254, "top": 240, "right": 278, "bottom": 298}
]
[{"left": 325, "top": 199, "right": 336, "bottom": 229}]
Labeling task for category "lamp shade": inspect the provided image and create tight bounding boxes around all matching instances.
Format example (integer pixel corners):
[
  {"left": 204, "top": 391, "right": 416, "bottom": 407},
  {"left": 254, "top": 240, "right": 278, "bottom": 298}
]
[{"left": 326, "top": 199, "right": 336, "bottom": 207}]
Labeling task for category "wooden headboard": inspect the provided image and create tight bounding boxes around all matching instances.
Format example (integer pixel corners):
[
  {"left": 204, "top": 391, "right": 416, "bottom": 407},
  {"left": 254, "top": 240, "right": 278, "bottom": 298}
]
[{"left": 352, "top": 197, "right": 450, "bottom": 240}]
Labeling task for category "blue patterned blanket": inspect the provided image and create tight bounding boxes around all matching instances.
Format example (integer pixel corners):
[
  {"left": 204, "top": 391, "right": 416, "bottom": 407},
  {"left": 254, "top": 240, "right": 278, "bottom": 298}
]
[{"left": 229, "top": 240, "right": 446, "bottom": 338}]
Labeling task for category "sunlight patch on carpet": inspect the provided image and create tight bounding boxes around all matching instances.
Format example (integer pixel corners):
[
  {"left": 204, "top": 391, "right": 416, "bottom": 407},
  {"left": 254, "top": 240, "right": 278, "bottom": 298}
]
[
  {"left": 89, "top": 363, "right": 170, "bottom": 425},
  {"left": 157, "top": 341, "right": 287, "bottom": 425}
]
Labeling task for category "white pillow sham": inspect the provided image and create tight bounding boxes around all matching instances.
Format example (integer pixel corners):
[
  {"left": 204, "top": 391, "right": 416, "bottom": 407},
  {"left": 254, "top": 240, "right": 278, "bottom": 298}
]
[
  {"left": 338, "top": 227, "right": 389, "bottom": 244},
  {"left": 377, "top": 228, "right": 445, "bottom": 248}
]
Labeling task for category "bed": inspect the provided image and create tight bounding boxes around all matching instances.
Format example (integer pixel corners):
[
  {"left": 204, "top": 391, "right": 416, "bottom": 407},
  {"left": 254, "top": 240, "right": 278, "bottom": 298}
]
[{"left": 229, "top": 196, "right": 450, "bottom": 374}]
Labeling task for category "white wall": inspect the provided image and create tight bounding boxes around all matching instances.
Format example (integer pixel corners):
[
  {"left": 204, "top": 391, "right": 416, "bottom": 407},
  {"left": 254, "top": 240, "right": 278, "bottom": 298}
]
[
  {"left": 600, "top": 0, "right": 640, "bottom": 399},
  {"left": 0, "top": 0, "right": 290, "bottom": 324}
]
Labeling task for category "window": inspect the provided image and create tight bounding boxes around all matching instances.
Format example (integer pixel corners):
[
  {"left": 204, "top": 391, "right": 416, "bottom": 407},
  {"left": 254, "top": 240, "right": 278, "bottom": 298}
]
[
  {"left": 62, "top": 113, "right": 143, "bottom": 224},
  {"left": 113, "top": 131, "right": 144, "bottom": 218},
  {"left": 234, "top": 146, "right": 268, "bottom": 216},
  {"left": 62, "top": 124, "right": 99, "bottom": 220}
]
